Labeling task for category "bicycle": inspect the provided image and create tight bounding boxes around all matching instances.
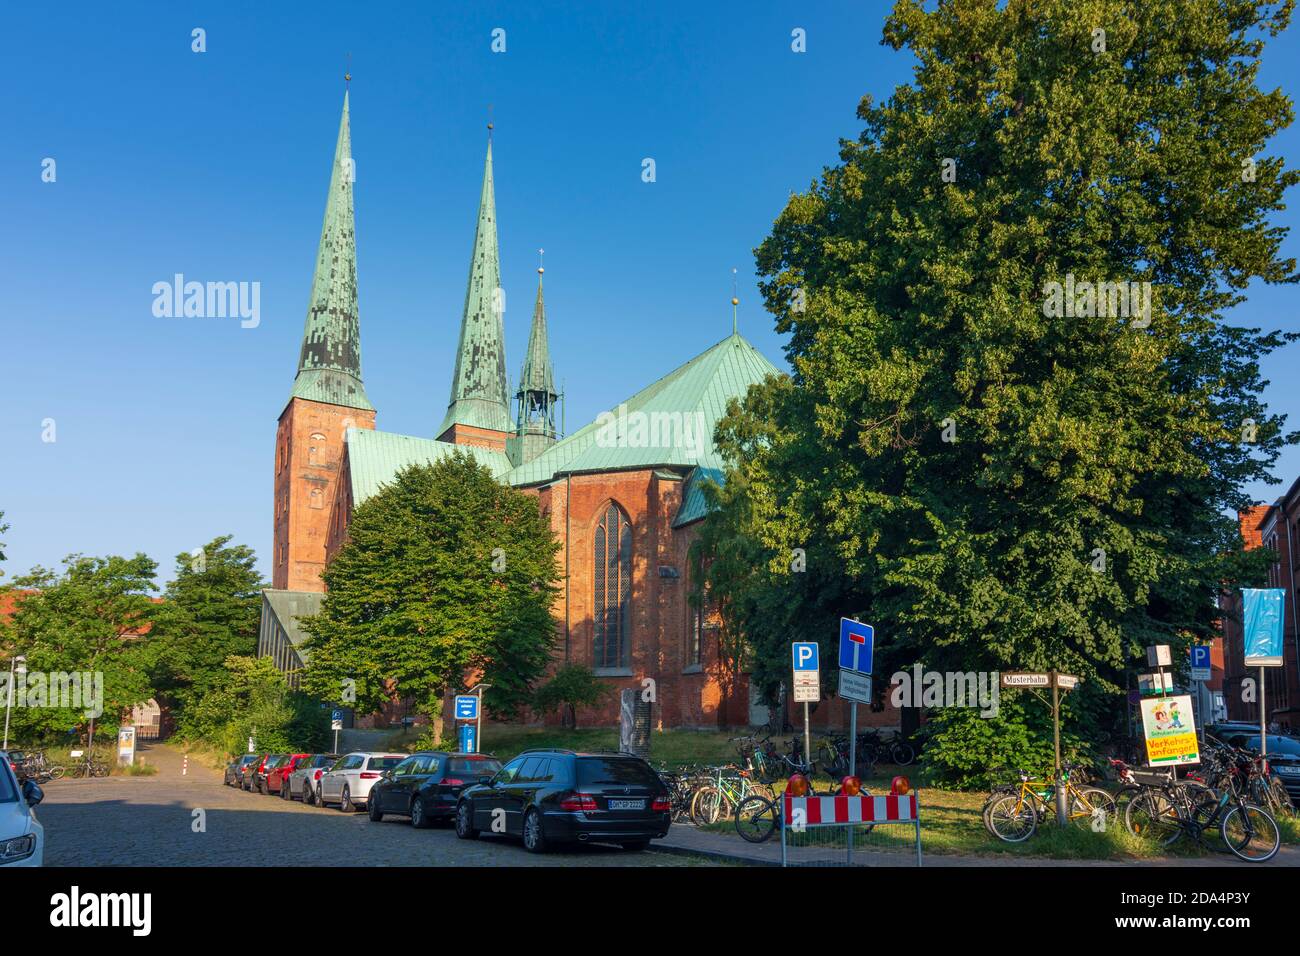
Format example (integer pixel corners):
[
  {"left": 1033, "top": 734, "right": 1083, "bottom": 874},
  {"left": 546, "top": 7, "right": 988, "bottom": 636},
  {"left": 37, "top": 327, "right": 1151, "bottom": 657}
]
[
  {"left": 984, "top": 764, "right": 1117, "bottom": 842},
  {"left": 68, "top": 750, "right": 110, "bottom": 778},
  {"left": 691, "top": 764, "right": 772, "bottom": 825},
  {"left": 1126, "top": 750, "right": 1279, "bottom": 862}
]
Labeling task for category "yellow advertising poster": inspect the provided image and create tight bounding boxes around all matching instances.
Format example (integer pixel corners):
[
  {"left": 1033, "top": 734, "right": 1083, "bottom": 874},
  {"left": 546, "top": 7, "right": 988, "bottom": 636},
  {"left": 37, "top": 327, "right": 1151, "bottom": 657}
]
[{"left": 1140, "top": 694, "right": 1200, "bottom": 767}]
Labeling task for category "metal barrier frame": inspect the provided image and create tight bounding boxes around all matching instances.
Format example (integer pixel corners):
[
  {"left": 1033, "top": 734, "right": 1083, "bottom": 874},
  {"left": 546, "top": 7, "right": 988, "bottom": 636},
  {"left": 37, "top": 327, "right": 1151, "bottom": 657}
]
[{"left": 780, "top": 791, "right": 923, "bottom": 867}]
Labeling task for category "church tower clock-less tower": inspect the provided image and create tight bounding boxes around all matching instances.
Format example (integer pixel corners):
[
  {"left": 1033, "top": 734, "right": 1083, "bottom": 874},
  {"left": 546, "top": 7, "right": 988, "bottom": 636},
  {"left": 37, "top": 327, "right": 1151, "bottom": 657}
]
[{"left": 273, "top": 89, "right": 376, "bottom": 592}]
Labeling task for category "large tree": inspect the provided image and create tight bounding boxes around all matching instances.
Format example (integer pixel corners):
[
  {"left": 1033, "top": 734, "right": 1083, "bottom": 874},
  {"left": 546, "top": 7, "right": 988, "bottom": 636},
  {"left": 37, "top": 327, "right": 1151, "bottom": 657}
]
[
  {"left": 300, "top": 453, "right": 562, "bottom": 741},
  {"left": 142, "top": 536, "right": 265, "bottom": 716},
  {"left": 700, "top": 0, "right": 1296, "bottom": 768},
  {"left": 5, "top": 554, "right": 158, "bottom": 742}
]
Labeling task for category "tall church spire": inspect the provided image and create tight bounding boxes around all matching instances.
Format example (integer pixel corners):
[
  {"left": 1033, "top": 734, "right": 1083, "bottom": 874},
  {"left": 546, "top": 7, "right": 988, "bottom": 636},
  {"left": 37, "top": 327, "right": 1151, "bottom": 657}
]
[
  {"left": 438, "top": 129, "right": 514, "bottom": 441},
  {"left": 509, "top": 257, "right": 559, "bottom": 465},
  {"left": 289, "top": 90, "right": 373, "bottom": 411}
]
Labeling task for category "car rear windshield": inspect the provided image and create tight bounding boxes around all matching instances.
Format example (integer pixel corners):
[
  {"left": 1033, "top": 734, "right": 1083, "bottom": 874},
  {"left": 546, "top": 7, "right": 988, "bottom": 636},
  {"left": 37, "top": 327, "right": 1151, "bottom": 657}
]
[
  {"left": 576, "top": 757, "right": 661, "bottom": 787},
  {"left": 1244, "top": 736, "right": 1300, "bottom": 756},
  {"left": 311, "top": 755, "right": 337, "bottom": 767},
  {"left": 368, "top": 756, "right": 405, "bottom": 771},
  {"left": 447, "top": 757, "right": 502, "bottom": 775}
]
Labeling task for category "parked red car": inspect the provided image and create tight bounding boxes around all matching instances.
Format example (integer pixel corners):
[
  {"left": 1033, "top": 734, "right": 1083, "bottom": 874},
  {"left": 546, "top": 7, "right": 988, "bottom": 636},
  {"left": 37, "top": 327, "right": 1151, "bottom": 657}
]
[{"left": 265, "top": 753, "right": 312, "bottom": 795}]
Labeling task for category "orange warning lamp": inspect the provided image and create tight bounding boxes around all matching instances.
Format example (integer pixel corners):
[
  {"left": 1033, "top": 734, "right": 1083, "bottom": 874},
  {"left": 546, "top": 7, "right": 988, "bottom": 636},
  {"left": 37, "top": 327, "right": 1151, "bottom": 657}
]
[
  {"left": 891, "top": 775, "right": 910, "bottom": 795},
  {"left": 785, "top": 773, "right": 810, "bottom": 797},
  {"left": 839, "top": 775, "right": 862, "bottom": 796}
]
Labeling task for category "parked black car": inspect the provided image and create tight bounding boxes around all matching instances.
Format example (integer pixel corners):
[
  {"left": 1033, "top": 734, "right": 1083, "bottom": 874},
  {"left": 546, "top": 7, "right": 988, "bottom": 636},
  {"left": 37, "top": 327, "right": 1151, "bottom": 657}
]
[
  {"left": 454, "top": 750, "right": 671, "bottom": 853},
  {"left": 368, "top": 751, "right": 503, "bottom": 827},
  {"left": 226, "top": 754, "right": 262, "bottom": 788}
]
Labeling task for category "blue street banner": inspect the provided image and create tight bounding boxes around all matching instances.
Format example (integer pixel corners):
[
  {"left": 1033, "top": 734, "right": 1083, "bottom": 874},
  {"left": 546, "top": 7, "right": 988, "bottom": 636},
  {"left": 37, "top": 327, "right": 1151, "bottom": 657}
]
[{"left": 1242, "top": 588, "right": 1285, "bottom": 667}]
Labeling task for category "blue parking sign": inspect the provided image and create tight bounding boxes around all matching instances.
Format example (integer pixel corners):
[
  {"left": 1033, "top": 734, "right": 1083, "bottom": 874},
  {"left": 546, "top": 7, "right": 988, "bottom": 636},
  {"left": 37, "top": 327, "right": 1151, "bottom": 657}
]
[
  {"left": 454, "top": 695, "right": 479, "bottom": 720},
  {"left": 838, "top": 618, "right": 874, "bottom": 675},
  {"left": 792, "top": 642, "right": 819, "bottom": 672}
]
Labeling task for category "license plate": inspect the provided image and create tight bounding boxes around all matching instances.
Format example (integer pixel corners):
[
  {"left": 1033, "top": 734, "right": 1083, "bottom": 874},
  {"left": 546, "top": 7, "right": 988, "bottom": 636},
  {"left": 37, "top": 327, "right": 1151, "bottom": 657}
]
[
  {"left": 1278, "top": 766, "right": 1299, "bottom": 774},
  {"left": 608, "top": 799, "right": 645, "bottom": 810}
]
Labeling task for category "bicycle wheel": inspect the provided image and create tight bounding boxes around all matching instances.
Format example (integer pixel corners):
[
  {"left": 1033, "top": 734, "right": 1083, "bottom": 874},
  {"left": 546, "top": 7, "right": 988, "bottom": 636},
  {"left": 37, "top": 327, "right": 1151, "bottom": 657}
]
[
  {"left": 47, "top": 766, "right": 66, "bottom": 780},
  {"left": 891, "top": 742, "right": 916, "bottom": 766},
  {"left": 691, "top": 786, "right": 722, "bottom": 826},
  {"left": 1069, "top": 787, "right": 1118, "bottom": 831},
  {"left": 986, "top": 794, "right": 1037, "bottom": 843},
  {"left": 1125, "top": 791, "right": 1183, "bottom": 847},
  {"left": 92, "top": 762, "right": 110, "bottom": 778},
  {"left": 1268, "top": 778, "right": 1295, "bottom": 819},
  {"left": 734, "top": 795, "right": 779, "bottom": 843},
  {"left": 1222, "top": 804, "right": 1280, "bottom": 862}
]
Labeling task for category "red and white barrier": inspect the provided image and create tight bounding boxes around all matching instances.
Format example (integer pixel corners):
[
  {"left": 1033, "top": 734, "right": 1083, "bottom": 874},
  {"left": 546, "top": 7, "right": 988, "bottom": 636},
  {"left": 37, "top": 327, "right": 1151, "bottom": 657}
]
[
  {"left": 780, "top": 791, "right": 923, "bottom": 866},
  {"left": 782, "top": 793, "right": 918, "bottom": 826}
]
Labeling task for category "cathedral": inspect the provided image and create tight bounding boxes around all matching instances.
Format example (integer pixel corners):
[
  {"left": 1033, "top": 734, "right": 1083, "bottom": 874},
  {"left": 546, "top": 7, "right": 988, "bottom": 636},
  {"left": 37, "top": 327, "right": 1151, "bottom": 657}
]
[{"left": 256, "top": 91, "right": 790, "bottom": 729}]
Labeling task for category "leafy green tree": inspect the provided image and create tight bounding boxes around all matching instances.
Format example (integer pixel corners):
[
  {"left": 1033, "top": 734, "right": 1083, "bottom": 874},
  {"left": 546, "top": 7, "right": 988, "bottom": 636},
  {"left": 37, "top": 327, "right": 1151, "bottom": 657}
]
[
  {"left": 177, "top": 655, "right": 327, "bottom": 755},
  {"left": 300, "top": 453, "right": 562, "bottom": 742},
  {"left": 5, "top": 555, "right": 158, "bottom": 743},
  {"left": 531, "top": 665, "right": 611, "bottom": 729},
  {"left": 704, "top": 0, "right": 1297, "bottom": 775},
  {"left": 142, "top": 536, "right": 265, "bottom": 720}
]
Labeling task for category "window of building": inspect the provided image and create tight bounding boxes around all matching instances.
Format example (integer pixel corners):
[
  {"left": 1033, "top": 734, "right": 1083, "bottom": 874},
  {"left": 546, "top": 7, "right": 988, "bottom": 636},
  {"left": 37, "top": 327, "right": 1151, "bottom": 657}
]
[{"left": 593, "top": 503, "right": 632, "bottom": 670}]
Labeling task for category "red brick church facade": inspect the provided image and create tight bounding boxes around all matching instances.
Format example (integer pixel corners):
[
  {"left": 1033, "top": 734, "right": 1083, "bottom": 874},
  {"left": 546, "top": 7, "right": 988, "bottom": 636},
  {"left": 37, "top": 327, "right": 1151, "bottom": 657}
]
[{"left": 259, "top": 91, "right": 897, "bottom": 732}]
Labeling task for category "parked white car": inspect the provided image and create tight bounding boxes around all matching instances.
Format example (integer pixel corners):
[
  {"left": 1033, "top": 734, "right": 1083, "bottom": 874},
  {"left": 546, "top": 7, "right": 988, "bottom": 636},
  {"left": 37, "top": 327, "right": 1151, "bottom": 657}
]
[
  {"left": 1, "top": 751, "right": 45, "bottom": 867},
  {"left": 318, "top": 752, "right": 405, "bottom": 812},
  {"left": 285, "top": 754, "right": 340, "bottom": 805}
]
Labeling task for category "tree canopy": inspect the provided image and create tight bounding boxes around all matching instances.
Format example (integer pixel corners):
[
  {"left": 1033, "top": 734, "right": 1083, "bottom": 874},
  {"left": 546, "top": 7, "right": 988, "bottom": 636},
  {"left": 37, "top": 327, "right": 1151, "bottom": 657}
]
[{"left": 300, "top": 452, "right": 562, "bottom": 736}]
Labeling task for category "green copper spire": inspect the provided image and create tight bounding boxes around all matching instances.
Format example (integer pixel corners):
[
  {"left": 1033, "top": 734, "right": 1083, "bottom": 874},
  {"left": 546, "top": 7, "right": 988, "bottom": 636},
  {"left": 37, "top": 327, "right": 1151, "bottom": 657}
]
[
  {"left": 509, "top": 262, "right": 559, "bottom": 465},
  {"left": 289, "top": 91, "right": 373, "bottom": 411},
  {"left": 439, "top": 134, "right": 514, "bottom": 437}
]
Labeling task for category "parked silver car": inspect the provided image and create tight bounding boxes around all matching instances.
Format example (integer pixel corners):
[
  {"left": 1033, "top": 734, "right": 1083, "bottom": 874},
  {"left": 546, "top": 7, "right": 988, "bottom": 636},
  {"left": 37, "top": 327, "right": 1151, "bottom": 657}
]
[
  {"left": 318, "top": 752, "right": 405, "bottom": 812},
  {"left": 284, "top": 754, "right": 340, "bottom": 804}
]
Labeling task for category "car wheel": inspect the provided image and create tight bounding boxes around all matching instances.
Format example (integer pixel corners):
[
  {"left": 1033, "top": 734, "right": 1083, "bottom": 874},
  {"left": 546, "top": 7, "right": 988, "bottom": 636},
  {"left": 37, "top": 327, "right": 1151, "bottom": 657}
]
[
  {"left": 369, "top": 794, "right": 384, "bottom": 822},
  {"left": 455, "top": 801, "right": 479, "bottom": 840},
  {"left": 411, "top": 796, "right": 432, "bottom": 829},
  {"left": 620, "top": 840, "right": 651, "bottom": 852},
  {"left": 340, "top": 785, "right": 354, "bottom": 812},
  {"left": 522, "top": 809, "right": 549, "bottom": 854}
]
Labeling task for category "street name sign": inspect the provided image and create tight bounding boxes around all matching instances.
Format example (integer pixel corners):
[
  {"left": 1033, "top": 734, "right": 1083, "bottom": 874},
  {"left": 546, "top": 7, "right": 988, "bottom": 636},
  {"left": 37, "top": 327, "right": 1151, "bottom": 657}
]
[
  {"left": 1000, "top": 672, "right": 1050, "bottom": 688},
  {"left": 1055, "top": 674, "right": 1080, "bottom": 690}
]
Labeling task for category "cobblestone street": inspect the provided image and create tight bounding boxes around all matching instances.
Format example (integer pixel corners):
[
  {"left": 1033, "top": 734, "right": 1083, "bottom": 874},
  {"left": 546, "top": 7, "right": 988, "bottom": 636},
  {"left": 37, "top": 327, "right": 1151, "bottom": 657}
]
[{"left": 36, "top": 744, "right": 709, "bottom": 867}]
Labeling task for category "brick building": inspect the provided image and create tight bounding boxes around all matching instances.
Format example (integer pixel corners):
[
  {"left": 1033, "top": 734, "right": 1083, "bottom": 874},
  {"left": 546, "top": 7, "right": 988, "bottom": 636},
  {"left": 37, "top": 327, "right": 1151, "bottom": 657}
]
[
  {"left": 260, "top": 91, "right": 903, "bottom": 731},
  {"left": 1220, "top": 495, "right": 1300, "bottom": 731}
]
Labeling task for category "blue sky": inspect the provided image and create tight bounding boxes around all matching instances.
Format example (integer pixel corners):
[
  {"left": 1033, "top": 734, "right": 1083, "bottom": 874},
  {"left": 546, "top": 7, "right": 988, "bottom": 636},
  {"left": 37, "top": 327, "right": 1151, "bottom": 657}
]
[{"left": 2, "top": 1, "right": 1298, "bottom": 585}]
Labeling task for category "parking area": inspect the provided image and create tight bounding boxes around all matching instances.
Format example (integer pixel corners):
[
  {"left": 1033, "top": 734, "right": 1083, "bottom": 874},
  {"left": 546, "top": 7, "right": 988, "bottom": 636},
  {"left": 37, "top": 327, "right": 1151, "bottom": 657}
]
[{"left": 35, "top": 745, "right": 709, "bottom": 867}]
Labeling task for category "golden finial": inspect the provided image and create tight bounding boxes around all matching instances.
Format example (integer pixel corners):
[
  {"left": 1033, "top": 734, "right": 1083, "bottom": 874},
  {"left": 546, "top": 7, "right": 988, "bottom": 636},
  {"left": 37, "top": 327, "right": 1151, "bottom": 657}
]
[
  {"left": 487, "top": 103, "right": 494, "bottom": 134},
  {"left": 538, "top": 248, "right": 545, "bottom": 275},
  {"left": 345, "top": 52, "right": 352, "bottom": 86},
  {"left": 731, "top": 268, "right": 739, "bottom": 334}
]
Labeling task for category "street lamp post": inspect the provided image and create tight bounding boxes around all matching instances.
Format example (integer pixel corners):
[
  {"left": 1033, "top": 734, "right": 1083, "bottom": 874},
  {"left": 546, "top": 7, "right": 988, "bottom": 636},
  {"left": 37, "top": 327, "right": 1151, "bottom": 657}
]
[{"left": 3, "top": 655, "right": 27, "bottom": 751}]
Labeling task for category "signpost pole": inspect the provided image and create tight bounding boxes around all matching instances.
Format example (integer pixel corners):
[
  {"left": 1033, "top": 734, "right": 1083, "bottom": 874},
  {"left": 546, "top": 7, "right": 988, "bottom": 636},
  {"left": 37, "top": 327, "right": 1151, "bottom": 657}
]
[
  {"left": 847, "top": 699, "right": 857, "bottom": 865},
  {"left": 1260, "top": 665, "right": 1267, "bottom": 759},
  {"left": 803, "top": 701, "right": 811, "bottom": 771},
  {"left": 333, "top": 727, "right": 339, "bottom": 754},
  {"left": 1051, "top": 670, "right": 1067, "bottom": 827}
]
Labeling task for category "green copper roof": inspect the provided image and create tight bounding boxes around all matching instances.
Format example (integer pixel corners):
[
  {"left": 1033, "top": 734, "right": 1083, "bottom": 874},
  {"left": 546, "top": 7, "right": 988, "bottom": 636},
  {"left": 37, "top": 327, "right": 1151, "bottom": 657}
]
[
  {"left": 518, "top": 274, "right": 556, "bottom": 401},
  {"left": 504, "top": 332, "right": 780, "bottom": 526},
  {"left": 289, "top": 92, "right": 373, "bottom": 412},
  {"left": 345, "top": 427, "right": 512, "bottom": 505},
  {"left": 439, "top": 138, "right": 514, "bottom": 436},
  {"left": 261, "top": 589, "right": 323, "bottom": 663}
]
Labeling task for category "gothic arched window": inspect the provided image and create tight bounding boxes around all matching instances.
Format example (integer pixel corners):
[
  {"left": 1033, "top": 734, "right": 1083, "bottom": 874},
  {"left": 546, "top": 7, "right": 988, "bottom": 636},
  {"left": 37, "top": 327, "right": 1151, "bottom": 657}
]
[{"left": 593, "top": 503, "right": 632, "bottom": 670}]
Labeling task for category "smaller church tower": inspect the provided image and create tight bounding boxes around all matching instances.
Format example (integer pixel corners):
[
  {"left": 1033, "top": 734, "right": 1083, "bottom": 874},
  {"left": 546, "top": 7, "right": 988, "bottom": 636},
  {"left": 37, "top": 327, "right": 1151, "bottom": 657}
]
[{"left": 508, "top": 260, "right": 559, "bottom": 466}]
